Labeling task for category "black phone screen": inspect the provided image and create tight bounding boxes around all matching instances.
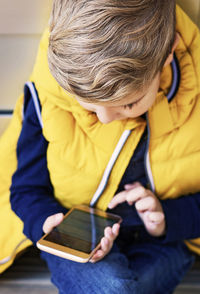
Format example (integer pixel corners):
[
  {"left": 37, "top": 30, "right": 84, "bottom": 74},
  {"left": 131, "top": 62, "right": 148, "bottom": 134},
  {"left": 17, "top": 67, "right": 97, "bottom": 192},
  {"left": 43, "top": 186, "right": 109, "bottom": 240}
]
[{"left": 44, "top": 209, "right": 119, "bottom": 254}]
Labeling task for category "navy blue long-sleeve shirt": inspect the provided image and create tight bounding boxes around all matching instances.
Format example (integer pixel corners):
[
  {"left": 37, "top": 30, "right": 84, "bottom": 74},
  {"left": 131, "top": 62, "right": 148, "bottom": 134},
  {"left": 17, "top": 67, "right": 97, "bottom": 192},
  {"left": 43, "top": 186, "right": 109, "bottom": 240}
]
[{"left": 10, "top": 84, "right": 200, "bottom": 244}]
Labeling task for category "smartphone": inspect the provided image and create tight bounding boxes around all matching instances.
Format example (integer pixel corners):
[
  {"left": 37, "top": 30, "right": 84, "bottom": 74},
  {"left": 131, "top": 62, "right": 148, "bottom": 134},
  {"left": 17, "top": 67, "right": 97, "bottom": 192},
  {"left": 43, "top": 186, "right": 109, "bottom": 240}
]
[{"left": 37, "top": 205, "right": 122, "bottom": 263}]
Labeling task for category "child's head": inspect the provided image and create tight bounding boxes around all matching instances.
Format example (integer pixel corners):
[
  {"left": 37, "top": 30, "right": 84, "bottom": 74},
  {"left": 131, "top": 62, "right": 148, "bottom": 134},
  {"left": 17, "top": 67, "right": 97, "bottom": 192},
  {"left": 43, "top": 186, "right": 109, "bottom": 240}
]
[{"left": 48, "top": 0, "right": 176, "bottom": 122}]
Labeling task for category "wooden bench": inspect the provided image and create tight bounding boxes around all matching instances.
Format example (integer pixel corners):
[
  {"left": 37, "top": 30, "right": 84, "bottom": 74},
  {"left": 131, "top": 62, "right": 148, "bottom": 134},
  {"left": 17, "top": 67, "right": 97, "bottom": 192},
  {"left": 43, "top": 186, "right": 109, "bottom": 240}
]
[
  {"left": 0, "top": 246, "right": 199, "bottom": 294},
  {"left": 0, "top": 247, "right": 57, "bottom": 294}
]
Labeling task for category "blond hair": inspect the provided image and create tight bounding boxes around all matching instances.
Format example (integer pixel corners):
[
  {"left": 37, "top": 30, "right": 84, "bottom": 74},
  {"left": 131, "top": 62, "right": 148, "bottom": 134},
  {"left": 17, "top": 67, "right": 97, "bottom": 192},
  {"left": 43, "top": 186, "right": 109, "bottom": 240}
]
[{"left": 48, "top": 0, "right": 176, "bottom": 102}]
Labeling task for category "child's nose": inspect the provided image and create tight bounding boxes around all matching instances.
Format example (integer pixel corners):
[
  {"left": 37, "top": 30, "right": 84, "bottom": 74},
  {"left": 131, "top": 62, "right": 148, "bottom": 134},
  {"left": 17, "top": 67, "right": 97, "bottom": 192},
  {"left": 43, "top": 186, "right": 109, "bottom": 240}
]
[{"left": 96, "top": 107, "right": 119, "bottom": 124}]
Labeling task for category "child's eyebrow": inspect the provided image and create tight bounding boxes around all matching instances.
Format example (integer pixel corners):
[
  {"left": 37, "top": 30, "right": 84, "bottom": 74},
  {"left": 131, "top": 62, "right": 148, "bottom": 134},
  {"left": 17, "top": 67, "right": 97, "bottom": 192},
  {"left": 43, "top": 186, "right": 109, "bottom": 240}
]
[
  {"left": 122, "top": 94, "right": 145, "bottom": 107},
  {"left": 133, "top": 94, "right": 145, "bottom": 103}
]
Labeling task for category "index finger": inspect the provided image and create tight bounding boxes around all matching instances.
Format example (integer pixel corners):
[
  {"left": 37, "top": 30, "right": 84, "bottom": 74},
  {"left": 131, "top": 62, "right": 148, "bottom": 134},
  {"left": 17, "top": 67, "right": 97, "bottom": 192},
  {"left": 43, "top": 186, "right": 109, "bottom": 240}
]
[
  {"left": 108, "top": 190, "right": 128, "bottom": 209},
  {"left": 108, "top": 186, "right": 147, "bottom": 209}
]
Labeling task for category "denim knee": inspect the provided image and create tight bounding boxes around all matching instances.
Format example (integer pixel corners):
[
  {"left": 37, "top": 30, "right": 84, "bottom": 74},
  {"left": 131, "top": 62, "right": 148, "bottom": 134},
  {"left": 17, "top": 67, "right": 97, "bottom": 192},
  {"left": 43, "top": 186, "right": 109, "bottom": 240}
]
[
  {"left": 41, "top": 241, "right": 194, "bottom": 294},
  {"left": 42, "top": 251, "right": 139, "bottom": 294}
]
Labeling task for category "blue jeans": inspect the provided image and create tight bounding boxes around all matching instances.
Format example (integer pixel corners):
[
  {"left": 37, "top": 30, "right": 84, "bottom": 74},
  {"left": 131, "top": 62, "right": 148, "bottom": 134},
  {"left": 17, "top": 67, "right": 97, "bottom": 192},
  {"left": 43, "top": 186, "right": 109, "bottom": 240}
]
[{"left": 41, "top": 237, "right": 194, "bottom": 294}]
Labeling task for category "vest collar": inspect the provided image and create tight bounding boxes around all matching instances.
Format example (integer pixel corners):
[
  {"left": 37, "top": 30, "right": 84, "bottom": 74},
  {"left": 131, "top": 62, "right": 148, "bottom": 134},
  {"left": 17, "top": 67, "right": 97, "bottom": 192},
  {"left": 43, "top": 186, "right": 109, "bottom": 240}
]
[{"left": 148, "top": 46, "right": 198, "bottom": 139}]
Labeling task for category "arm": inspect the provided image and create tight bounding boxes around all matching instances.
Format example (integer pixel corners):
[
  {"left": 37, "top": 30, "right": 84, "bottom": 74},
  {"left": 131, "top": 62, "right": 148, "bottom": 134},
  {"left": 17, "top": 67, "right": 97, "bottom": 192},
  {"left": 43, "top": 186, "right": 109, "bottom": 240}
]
[
  {"left": 10, "top": 86, "right": 119, "bottom": 261},
  {"left": 10, "top": 86, "right": 67, "bottom": 244},
  {"left": 161, "top": 194, "right": 200, "bottom": 243}
]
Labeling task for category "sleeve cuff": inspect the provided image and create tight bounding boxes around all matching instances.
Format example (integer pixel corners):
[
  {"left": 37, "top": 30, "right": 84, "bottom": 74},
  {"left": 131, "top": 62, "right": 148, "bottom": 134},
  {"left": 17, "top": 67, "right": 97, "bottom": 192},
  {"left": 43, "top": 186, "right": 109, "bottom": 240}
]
[{"left": 161, "top": 196, "right": 200, "bottom": 243}]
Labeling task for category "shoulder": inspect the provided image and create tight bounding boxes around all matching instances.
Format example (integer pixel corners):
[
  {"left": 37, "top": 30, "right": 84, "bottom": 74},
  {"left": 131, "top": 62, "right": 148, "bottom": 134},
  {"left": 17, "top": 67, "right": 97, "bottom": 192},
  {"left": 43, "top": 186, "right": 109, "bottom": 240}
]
[{"left": 176, "top": 5, "right": 200, "bottom": 88}]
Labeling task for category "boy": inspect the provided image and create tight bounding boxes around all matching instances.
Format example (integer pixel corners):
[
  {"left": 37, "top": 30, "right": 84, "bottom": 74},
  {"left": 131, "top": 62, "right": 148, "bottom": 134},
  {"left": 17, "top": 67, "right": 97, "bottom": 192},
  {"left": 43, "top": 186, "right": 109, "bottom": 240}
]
[{"left": 1, "top": 0, "right": 200, "bottom": 293}]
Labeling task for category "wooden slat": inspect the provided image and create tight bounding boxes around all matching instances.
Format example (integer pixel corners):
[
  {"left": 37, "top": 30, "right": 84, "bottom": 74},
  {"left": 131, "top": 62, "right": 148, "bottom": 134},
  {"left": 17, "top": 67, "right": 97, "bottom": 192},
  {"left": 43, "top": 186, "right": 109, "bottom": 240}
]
[
  {"left": 0, "top": 247, "right": 57, "bottom": 293},
  {"left": 198, "top": 4, "right": 200, "bottom": 27},
  {"left": 0, "top": 1, "right": 52, "bottom": 109},
  {"left": 0, "top": 0, "right": 199, "bottom": 35},
  {"left": 0, "top": 35, "right": 41, "bottom": 108},
  {"left": 177, "top": 0, "right": 200, "bottom": 26},
  {"left": 0, "top": 287, "right": 57, "bottom": 294},
  {"left": 0, "top": 0, "right": 52, "bottom": 35}
]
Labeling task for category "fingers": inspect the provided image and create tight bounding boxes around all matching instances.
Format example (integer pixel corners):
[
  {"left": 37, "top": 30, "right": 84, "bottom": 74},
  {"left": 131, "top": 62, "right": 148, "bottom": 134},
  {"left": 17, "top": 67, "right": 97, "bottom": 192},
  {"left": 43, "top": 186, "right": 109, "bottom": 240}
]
[
  {"left": 135, "top": 196, "right": 157, "bottom": 212},
  {"left": 108, "top": 190, "right": 128, "bottom": 209},
  {"left": 111, "top": 223, "right": 120, "bottom": 236},
  {"left": 147, "top": 211, "right": 165, "bottom": 224},
  {"left": 143, "top": 211, "right": 165, "bottom": 237},
  {"left": 43, "top": 213, "right": 64, "bottom": 234},
  {"left": 108, "top": 181, "right": 166, "bottom": 237},
  {"left": 90, "top": 223, "right": 120, "bottom": 263},
  {"left": 90, "top": 249, "right": 104, "bottom": 262},
  {"left": 124, "top": 182, "right": 141, "bottom": 190},
  {"left": 104, "top": 223, "right": 120, "bottom": 245},
  {"left": 108, "top": 183, "right": 147, "bottom": 209}
]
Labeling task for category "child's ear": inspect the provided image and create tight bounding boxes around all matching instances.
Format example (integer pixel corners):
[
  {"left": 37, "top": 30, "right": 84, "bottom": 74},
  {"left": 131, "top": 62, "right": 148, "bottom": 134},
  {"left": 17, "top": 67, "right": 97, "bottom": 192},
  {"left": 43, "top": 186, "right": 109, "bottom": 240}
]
[{"left": 163, "top": 33, "right": 180, "bottom": 67}]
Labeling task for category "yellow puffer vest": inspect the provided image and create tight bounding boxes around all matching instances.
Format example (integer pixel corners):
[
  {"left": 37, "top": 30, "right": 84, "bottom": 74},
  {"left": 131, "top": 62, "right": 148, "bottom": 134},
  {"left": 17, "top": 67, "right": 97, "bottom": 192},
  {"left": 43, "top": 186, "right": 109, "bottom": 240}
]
[{"left": 0, "top": 6, "right": 200, "bottom": 273}]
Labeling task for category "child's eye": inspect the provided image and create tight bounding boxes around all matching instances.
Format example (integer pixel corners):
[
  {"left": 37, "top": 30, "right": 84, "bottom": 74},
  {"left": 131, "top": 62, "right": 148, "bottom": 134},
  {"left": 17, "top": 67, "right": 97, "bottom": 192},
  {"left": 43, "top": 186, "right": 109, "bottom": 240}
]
[
  {"left": 123, "top": 103, "right": 134, "bottom": 109},
  {"left": 123, "top": 100, "right": 139, "bottom": 109}
]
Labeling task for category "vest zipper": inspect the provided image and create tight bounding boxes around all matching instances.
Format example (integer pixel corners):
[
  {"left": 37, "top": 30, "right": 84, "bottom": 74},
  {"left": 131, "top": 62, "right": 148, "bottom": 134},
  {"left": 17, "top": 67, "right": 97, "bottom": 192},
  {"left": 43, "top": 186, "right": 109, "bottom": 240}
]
[
  {"left": 90, "top": 129, "right": 132, "bottom": 207},
  {"left": 144, "top": 113, "right": 155, "bottom": 192}
]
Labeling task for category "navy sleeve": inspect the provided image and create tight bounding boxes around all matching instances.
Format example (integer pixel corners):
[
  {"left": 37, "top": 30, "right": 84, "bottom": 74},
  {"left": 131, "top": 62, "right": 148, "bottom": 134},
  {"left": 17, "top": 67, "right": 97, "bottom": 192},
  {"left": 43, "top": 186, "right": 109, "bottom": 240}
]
[
  {"left": 136, "top": 194, "right": 200, "bottom": 244},
  {"left": 10, "top": 84, "right": 67, "bottom": 244},
  {"left": 160, "top": 194, "right": 200, "bottom": 243}
]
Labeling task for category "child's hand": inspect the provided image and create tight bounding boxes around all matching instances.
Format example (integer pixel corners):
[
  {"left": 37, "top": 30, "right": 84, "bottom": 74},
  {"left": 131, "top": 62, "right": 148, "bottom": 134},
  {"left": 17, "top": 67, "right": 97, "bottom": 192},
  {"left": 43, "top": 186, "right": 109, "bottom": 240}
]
[
  {"left": 42, "top": 213, "right": 120, "bottom": 263},
  {"left": 43, "top": 213, "right": 64, "bottom": 233},
  {"left": 89, "top": 223, "right": 120, "bottom": 263},
  {"left": 108, "top": 182, "right": 165, "bottom": 237}
]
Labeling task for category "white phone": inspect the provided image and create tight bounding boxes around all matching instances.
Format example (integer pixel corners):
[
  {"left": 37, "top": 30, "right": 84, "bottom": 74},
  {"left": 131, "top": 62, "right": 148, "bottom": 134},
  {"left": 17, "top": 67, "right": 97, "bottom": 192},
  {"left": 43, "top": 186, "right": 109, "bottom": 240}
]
[{"left": 37, "top": 205, "right": 122, "bottom": 263}]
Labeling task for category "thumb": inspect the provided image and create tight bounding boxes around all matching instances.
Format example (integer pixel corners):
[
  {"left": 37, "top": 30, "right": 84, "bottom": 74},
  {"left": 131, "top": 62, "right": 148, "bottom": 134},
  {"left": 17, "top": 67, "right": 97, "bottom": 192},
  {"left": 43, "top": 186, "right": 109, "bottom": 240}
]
[{"left": 43, "top": 213, "right": 64, "bottom": 234}]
